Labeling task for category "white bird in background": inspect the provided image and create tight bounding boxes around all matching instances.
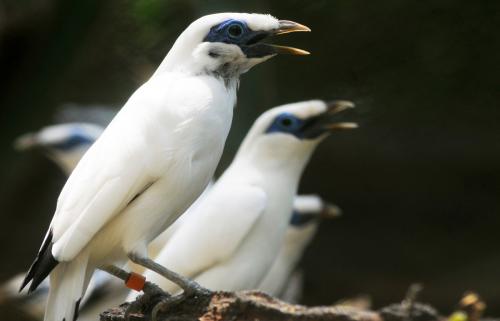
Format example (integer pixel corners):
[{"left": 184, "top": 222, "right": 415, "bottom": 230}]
[
  {"left": 14, "top": 123, "right": 104, "bottom": 175},
  {"left": 126, "top": 100, "right": 357, "bottom": 310},
  {"left": 259, "top": 194, "right": 341, "bottom": 303},
  {"left": 19, "top": 13, "right": 310, "bottom": 321}
]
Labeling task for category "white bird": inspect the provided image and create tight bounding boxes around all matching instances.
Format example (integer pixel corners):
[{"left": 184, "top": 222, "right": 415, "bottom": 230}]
[
  {"left": 14, "top": 123, "right": 104, "bottom": 175},
  {"left": 126, "top": 100, "right": 357, "bottom": 310},
  {"left": 20, "top": 13, "right": 310, "bottom": 321},
  {"left": 258, "top": 194, "right": 341, "bottom": 303}
]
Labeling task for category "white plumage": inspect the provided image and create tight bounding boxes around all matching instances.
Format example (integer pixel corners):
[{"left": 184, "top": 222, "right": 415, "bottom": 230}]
[{"left": 20, "top": 13, "right": 309, "bottom": 321}]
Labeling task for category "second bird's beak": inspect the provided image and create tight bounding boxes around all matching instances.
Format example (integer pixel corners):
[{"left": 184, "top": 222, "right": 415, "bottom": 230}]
[
  {"left": 301, "top": 100, "right": 358, "bottom": 139},
  {"left": 324, "top": 100, "right": 358, "bottom": 131}
]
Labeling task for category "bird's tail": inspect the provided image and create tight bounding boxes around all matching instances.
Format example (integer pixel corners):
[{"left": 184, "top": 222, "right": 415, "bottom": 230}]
[{"left": 44, "top": 254, "right": 91, "bottom": 321}]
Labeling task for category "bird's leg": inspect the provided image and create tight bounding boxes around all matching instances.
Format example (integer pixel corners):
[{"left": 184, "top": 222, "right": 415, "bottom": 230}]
[
  {"left": 99, "top": 265, "right": 170, "bottom": 320},
  {"left": 99, "top": 264, "right": 166, "bottom": 296},
  {"left": 127, "top": 253, "right": 209, "bottom": 296},
  {"left": 127, "top": 253, "right": 210, "bottom": 320}
]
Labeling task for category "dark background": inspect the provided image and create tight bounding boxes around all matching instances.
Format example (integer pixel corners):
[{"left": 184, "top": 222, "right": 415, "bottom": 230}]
[{"left": 1, "top": 0, "right": 499, "bottom": 319}]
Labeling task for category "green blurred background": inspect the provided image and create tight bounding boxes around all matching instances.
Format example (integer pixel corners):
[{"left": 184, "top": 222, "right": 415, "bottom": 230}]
[{"left": 1, "top": 0, "right": 499, "bottom": 319}]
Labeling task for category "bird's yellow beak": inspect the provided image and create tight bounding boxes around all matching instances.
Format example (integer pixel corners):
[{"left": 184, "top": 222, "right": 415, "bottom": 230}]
[{"left": 268, "top": 20, "right": 311, "bottom": 56}]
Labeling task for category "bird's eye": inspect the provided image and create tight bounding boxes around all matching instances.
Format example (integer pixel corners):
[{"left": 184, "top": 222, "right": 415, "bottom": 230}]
[
  {"left": 279, "top": 117, "right": 294, "bottom": 127},
  {"left": 276, "top": 114, "right": 301, "bottom": 131},
  {"left": 227, "top": 23, "right": 244, "bottom": 38},
  {"left": 265, "top": 113, "right": 303, "bottom": 135}
]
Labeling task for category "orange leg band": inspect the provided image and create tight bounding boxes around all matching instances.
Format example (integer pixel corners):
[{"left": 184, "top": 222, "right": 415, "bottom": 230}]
[{"left": 125, "top": 272, "right": 146, "bottom": 292}]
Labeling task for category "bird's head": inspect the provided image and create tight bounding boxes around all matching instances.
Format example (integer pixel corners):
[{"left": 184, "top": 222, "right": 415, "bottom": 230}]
[
  {"left": 290, "top": 194, "right": 342, "bottom": 228},
  {"left": 236, "top": 100, "right": 357, "bottom": 171},
  {"left": 157, "top": 13, "right": 310, "bottom": 79},
  {"left": 285, "top": 195, "right": 342, "bottom": 248},
  {"left": 14, "top": 123, "right": 103, "bottom": 174}
]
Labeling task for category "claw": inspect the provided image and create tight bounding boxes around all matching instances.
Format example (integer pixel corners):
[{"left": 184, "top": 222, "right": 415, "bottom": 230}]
[
  {"left": 151, "top": 294, "right": 186, "bottom": 321},
  {"left": 124, "top": 281, "right": 171, "bottom": 320}
]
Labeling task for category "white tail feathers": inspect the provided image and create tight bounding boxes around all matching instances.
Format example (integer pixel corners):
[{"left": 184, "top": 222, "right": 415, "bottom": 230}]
[{"left": 44, "top": 255, "right": 90, "bottom": 321}]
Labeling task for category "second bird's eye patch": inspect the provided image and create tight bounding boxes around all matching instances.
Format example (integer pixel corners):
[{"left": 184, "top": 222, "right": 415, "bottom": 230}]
[
  {"left": 50, "top": 128, "right": 95, "bottom": 151},
  {"left": 266, "top": 113, "right": 304, "bottom": 135}
]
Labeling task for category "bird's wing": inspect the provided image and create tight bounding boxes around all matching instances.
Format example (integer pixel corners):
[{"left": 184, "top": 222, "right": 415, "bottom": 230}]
[
  {"left": 49, "top": 115, "right": 158, "bottom": 261},
  {"left": 153, "top": 184, "right": 267, "bottom": 280}
]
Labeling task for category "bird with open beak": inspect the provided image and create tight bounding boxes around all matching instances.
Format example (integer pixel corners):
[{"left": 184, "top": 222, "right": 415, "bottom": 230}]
[
  {"left": 125, "top": 100, "right": 356, "bottom": 318},
  {"left": 20, "top": 13, "right": 310, "bottom": 321}
]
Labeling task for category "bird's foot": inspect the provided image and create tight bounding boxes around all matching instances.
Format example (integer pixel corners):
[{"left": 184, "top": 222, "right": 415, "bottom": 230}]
[
  {"left": 150, "top": 286, "right": 209, "bottom": 321},
  {"left": 150, "top": 292, "right": 185, "bottom": 321},
  {"left": 124, "top": 281, "right": 170, "bottom": 321},
  {"left": 126, "top": 254, "right": 212, "bottom": 321}
]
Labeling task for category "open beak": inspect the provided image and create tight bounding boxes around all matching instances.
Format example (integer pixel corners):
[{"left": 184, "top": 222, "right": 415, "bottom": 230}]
[
  {"left": 244, "top": 20, "right": 311, "bottom": 57},
  {"left": 320, "top": 202, "right": 343, "bottom": 219},
  {"left": 324, "top": 100, "right": 358, "bottom": 131},
  {"left": 301, "top": 100, "right": 357, "bottom": 139},
  {"left": 268, "top": 20, "right": 311, "bottom": 55},
  {"left": 13, "top": 133, "right": 38, "bottom": 151}
]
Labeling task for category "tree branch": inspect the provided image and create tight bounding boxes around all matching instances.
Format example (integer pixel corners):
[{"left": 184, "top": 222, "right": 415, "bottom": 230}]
[
  {"left": 101, "top": 289, "right": 384, "bottom": 321},
  {"left": 98, "top": 268, "right": 491, "bottom": 321}
]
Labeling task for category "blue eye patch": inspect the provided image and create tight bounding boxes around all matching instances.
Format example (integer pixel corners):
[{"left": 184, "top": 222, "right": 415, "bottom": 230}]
[
  {"left": 265, "top": 113, "right": 305, "bottom": 137},
  {"left": 204, "top": 19, "right": 250, "bottom": 45},
  {"left": 265, "top": 111, "right": 332, "bottom": 140},
  {"left": 50, "top": 128, "right": 95, "bottom": 151}
]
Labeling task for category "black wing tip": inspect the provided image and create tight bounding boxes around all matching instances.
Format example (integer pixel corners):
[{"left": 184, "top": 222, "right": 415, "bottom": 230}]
[
  {"left": 20, "top": 230, "right": 59, "bottom": 293},
  {"left": 73, "top": 298, "right": 81, "bottom": 321},
  {"left": 19, "top": 276, "right": 30, "bottom": 293},
  {"left": 28, "top": 244, "right": 58, "bottom": 292}
]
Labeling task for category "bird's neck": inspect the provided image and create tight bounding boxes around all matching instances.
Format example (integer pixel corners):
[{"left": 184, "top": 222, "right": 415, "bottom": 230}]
[
  {"left": 233, "top": 139, "right": 317, "bottom": 183},
  {"left": 153, "top": 37, "right": 243, "bottom": 88},
  {"left": 231, "top": 152, "right": 311, "bottom": 189},
  {"left": 156, "top": 57, "right": 242, "bottom": 89}
]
